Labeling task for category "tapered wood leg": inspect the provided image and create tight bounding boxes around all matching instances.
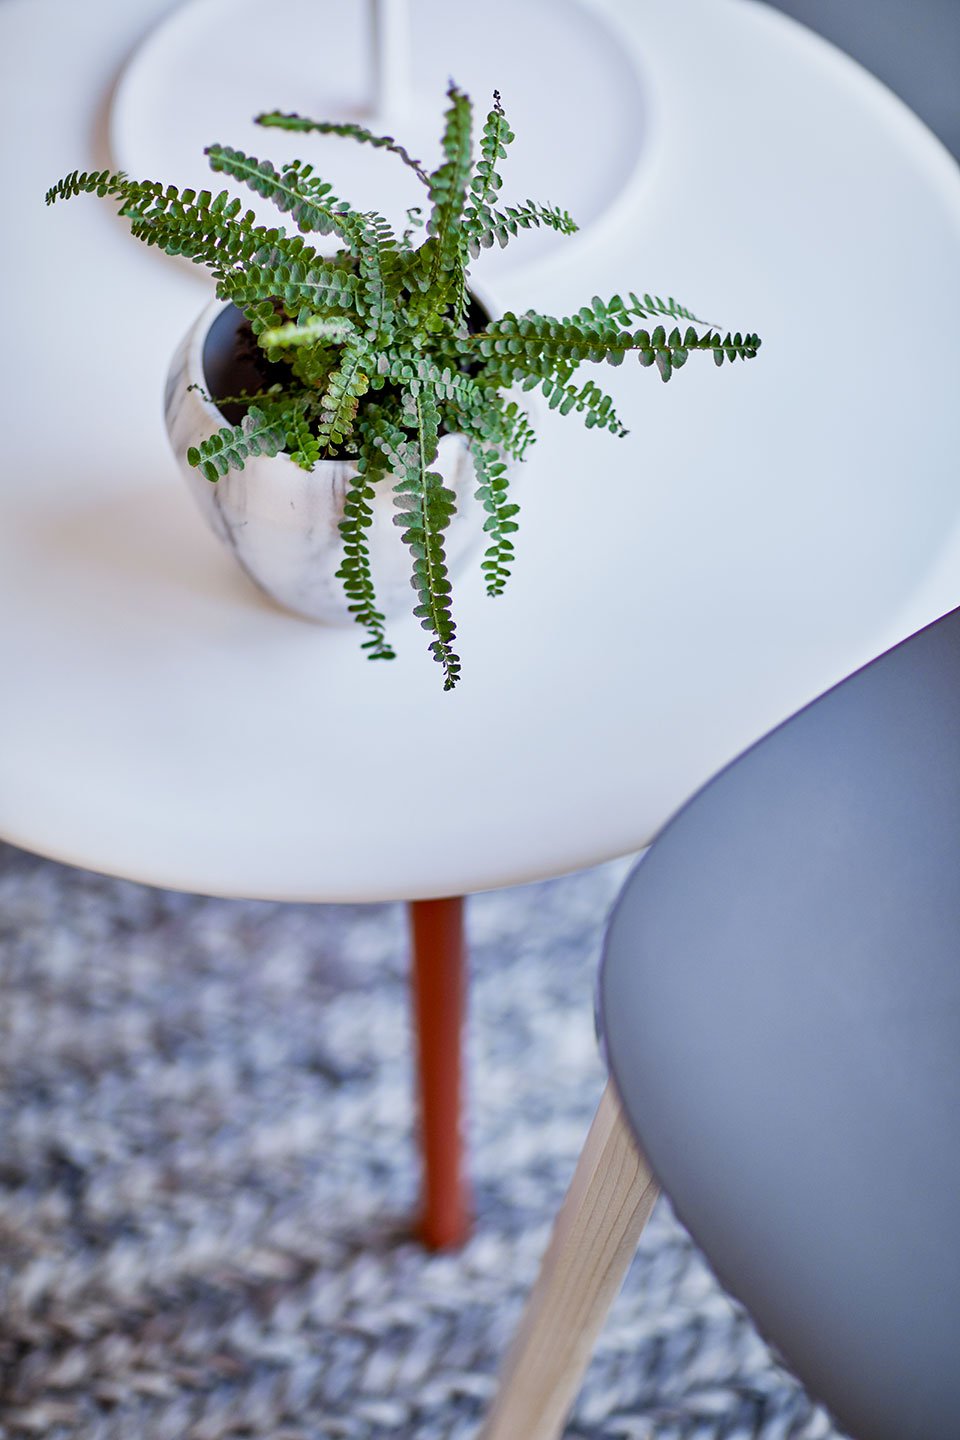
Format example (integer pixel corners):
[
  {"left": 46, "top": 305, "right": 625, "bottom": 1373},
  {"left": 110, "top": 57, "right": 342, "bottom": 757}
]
[
  {"left": 478, "top": 1081, "right": 659, "bottom": 1440},
  {"left": 408, "top": 896, "right": 470, "bottom": 1249}
]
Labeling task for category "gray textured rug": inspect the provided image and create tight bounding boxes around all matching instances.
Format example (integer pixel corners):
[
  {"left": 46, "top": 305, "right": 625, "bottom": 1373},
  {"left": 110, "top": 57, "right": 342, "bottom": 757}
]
[{"left": 0, "top": 842, "right": 840, "bottom": 1439}]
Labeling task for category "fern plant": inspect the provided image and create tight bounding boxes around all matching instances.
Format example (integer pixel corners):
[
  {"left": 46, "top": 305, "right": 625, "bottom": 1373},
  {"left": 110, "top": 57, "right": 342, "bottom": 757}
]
[{"left": 47, "top": 86, "right": 760, "bottom": 690}]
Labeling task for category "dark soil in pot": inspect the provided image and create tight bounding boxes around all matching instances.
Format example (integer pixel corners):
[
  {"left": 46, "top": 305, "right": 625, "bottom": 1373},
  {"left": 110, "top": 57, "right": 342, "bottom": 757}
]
[
  {"left": 202, "top": 304, "right": 288, "bottom": 427},
  {"left": 202, "top": 295, "right": 493, "bottom": 434}
]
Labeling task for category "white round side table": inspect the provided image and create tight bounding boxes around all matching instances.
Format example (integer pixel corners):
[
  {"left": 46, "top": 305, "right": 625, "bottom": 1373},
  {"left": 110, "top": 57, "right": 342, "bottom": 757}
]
[{"left": 2, "top": 0, "right": 959, "bottom": 1245}]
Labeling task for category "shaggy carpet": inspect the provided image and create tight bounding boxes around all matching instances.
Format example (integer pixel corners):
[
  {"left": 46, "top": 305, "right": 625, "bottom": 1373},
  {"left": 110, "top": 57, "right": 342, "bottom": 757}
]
[{"left": 0, "top": 841, "right": 841, "bottom": 1439}]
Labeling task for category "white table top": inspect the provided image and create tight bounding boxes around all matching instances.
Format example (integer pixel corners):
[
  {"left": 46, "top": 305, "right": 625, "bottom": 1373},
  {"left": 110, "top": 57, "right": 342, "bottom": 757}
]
[{"left": 2, "top": 0, "right": 960, "bottom": 903}]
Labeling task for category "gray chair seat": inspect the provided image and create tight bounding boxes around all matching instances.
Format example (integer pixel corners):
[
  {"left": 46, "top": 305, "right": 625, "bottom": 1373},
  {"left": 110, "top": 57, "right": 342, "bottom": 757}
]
[{"left": 600, "top": 606, "right": 960, "bottom": 1440}]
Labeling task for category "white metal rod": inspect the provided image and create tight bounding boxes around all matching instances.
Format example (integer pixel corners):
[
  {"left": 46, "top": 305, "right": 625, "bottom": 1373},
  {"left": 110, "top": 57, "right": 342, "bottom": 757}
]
[{"left": 369, "top": 0, "right": 413, "bottom": 121}]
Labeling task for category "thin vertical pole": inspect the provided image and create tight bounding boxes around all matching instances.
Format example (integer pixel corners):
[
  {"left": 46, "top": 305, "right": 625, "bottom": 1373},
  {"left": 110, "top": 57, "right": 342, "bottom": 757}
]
[
  {"left": 369, "top": 0, "right": 412, "bottom": 121},
  {"left": 408, "top": 896, "right": 471, "bottom": 1248}
]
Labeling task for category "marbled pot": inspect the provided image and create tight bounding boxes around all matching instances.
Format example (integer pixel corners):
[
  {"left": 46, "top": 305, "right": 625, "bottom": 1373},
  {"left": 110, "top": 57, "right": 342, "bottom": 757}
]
[{"left": 164, "top": 298, "right": 485, "bottom": 624}]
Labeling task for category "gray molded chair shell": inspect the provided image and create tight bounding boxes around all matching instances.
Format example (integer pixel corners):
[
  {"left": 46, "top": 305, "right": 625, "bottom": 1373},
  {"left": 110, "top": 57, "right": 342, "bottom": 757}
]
[{"left": 600, "top": 606, "right": 960, "bottom": 1440}]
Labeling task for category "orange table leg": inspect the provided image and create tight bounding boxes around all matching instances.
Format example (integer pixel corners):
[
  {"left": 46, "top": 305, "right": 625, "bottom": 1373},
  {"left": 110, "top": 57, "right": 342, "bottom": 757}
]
[{"left": 408, "top": 896, "right": 471, "bottom": 1249}]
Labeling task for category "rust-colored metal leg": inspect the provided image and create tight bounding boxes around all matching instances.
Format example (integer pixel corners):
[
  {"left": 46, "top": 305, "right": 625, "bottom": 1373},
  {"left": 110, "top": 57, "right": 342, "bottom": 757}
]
[{"left": 408, "top": 895, "right": 471, "bottom": 1249}]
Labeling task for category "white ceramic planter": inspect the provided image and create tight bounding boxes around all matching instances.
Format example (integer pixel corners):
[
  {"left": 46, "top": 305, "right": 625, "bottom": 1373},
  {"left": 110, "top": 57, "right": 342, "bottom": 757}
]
[{"left": 164, "top": 297, "right": 487, "bottom": 624}]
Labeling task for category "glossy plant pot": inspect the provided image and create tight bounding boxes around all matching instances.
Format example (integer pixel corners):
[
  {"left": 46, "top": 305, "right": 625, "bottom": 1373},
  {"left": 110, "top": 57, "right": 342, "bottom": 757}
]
[{"left": 164, "top": 297, "right": 490, "bottom": 625}]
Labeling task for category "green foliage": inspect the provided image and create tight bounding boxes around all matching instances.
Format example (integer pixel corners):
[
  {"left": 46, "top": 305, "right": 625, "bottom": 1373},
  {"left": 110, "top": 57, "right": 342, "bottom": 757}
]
[
  {"left": 335, "top": 420, "right": 396, "bottom": 662},
  {"left": 48, "top": 86, "right": 760, "bottom": 688},
  {"left": 394, "top": 389, "right": 461, "bottom": 690},
  {"left": 256, "top": 110, "right": 430, "bottom": 187},
  {"left": 422, "top": 84, "right": 474, "bottom": 315},
  {"left": 470, "top": 440, "right": 518, "bottom": 595},
  {"left": 186, "top": 405, "right": 289, "bottom": 483}
]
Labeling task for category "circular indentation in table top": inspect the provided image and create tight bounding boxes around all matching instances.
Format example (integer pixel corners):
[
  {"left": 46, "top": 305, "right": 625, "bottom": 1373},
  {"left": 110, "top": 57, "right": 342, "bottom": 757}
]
[{"left": 109, "top": 0, "right": 648, "bottom": 265}]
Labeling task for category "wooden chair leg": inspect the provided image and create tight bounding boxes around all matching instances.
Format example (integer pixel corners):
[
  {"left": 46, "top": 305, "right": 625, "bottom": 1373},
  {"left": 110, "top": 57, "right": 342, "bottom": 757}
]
[
  {"left": 478, "top": 1080, "right": 659, "bottom": 1440},
  {"left": 408, "top": 896, "right": 471, "bottom": 1249}
]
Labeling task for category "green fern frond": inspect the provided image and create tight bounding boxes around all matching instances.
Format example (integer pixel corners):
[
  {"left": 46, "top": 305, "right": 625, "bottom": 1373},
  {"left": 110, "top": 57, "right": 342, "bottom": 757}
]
[
  {"left": 358, "top": 208, "right": 401, "bottom": 343},
  {"left": 467, "top": 199, "right": 578, "bottom": 255},
  {"left": 259, "top": 314, "right": 357, "bottom": 351},
  {"left": 335, "top": 431, "right": 396, "bottom": 660},
  {"left": 470, "top": 313, "right": 760, "bottom": 383},
  {"left": 217, "top": 255, "right": 359, "bottom": 315},
  {"left": 205, "top": 146, "right": 357, "bottom": 236},
  {"left": 205, "top": 147, "right": 402, "bottom": 337},
  {"left": 578, "top": 291, "right": 711, "bottom": 328},
  {"left": 704, "top": 329, "right": 762, "bottom": 367},
  {"left": 416, "top": 83, "right": 473, "bottom": 323},
  {"left": 124, "top": 189, "right": 322, "bottom": 275},
  {"left": 46, "top": 168, "right": 146, "bottom": 206},
  {"left": 538, "top": 374, "right": 628, "bottom": 434},
  {"left": 379, "top": 347, "right": 530, "bottom": 461},
  {"left": 401, "top": 204, "right": 426, "bottom": 248},
  {"left": 383, "top": 348, "right": 480, "bottom": 411},
  {"left": 47, "top": 170, "right": 301, "bottom": 276},
  {"left": 358, "top": 408, "right": 410, "bottom": 476},
  {"left": 285, "top": 412, "right": 322, "bottom": 470},
  {"left": 469, "top": 440, "right": 519, "bottom": 597},
  {"left": 391, "top": 389, "right": 461, "bottom": 689},
  {"left": 205, "top": 148, "right": 383, "bottom": 254},
  {"left": 187, "top": 381, "right": 285, "bottom": 410},
  {"left": 359, "top": 404, "right": 461, "bottom": 683},
  {"left": 186, "top": 404, "right": 290, "bottom": 482},
  {"left": 256, "top": 111, "right": 430, "bottom": 187},
  {"left": 314, "top": 339, "right": 372, "bottom": 454},
  {"left": 499, "top": 399, "right": 537, "bottom": 460},
  {"left": 283, "top": 404, "right": 322, "bottom": 470},
  {"left": 463, "top": 91, "right": 513, "bottom": 239}
]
